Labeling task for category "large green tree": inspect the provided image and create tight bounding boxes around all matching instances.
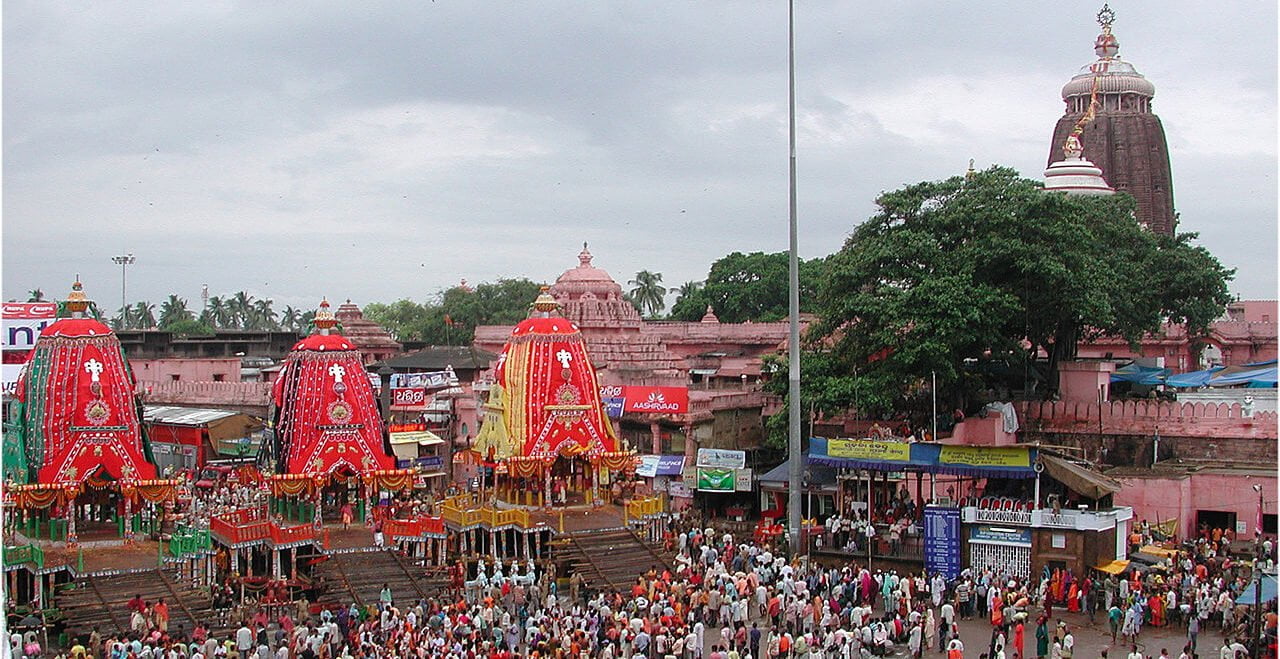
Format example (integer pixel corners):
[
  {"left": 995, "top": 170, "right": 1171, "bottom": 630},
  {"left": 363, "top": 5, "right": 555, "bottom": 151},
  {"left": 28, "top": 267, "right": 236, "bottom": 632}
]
[
  {"left": 687, "top": 251, "right": 827, "bottom": 323},
  {"left": 813, "top": 166, "right": 1233, "bottom": 412},
  {"left": 365, "top": 278, "right": 545, "bottom": 345},
  {"left": 669, "top": 281, "right": 710, "bottom": 321},
  {"left": 627, "top": 271, "right": 670, "bottom": 318}
]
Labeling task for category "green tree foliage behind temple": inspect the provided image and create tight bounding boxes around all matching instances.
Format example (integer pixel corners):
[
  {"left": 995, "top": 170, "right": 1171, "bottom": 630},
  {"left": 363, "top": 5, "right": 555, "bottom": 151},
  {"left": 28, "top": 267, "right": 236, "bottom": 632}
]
[
  {"left": 364, "top": 278, "right": 545, "bottom": 345},
  {"left": 810, "top": 166, "right": 1233, "bottom": 417},
  {"left": 669, "top": 251, "right": 827, "bottom": 322}
]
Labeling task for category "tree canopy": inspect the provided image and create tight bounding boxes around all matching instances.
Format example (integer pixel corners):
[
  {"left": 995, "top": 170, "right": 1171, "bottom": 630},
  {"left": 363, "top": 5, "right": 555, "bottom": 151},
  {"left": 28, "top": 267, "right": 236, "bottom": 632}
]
[
  {"left": 364, "top": 278, "right": 545, "bottom": 345},
  {"left": 670, "top": 251, "right": 826, "bottom": 323},
  {"left": 810, "top": 166, "right": 1234, "bottom": 414}
]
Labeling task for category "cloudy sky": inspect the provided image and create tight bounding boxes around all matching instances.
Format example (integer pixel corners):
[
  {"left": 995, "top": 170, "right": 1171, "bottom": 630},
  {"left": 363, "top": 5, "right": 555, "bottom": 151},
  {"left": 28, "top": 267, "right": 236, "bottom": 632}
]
[{"left": 4, "top": 2, "right": 1275, "bottom": 316}]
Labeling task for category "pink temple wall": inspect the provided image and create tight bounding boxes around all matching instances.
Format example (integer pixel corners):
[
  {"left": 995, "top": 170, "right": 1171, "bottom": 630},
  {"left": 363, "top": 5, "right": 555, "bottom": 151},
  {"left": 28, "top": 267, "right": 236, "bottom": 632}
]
[
  {"left": 132, "top": 358, "right": 241, "bottom": 384},
  {"left": 949, "top": 413, "right": 1017, "bottom": 446},
  {"left": 1114, "top": 471, "right": 1276, "bottom": 541}
]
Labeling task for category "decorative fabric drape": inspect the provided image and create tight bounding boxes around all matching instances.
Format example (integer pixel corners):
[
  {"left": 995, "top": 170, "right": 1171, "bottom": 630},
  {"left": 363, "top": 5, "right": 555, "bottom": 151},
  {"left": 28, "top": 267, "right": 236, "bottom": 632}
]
[
  {"left": 131, "top": 483, "right": 177, "bottom": 503},
  {"left": 269, "top": 476, "right": 316, "bottom": 497},
  {"left": 596, "top": 451, "right": 638, "bottom": 472},
  {"left": 364, "top": 470, "right": 414, "bottom": 491},
  {"left": 11, "top": 484, "right": 79, "bottom": 509},
  {"left": 506, "top": 457, "right": 547, "bottom": 478}
]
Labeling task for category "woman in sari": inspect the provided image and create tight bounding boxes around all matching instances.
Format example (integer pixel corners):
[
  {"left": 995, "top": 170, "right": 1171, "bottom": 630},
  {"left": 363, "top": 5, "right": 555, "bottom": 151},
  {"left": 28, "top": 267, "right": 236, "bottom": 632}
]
[
  {"left": 1050, "top": 569, "right": 1064, "bottom": 604},
  {"left": 991, "top": 594, "right": 1005, "bottom": 628},
  {"left": 1066, "top": 582, "right": 1080, "bottom": 613},
  {"left": 1148, "top": 591, "right": 1165, "bottom": 626}
]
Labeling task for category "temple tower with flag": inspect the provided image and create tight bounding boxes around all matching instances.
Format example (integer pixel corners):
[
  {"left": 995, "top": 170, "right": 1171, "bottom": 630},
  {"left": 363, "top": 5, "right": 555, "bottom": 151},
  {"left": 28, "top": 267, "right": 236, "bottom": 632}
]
[{"left": 1046, "top": 4, "right": 1176, "bottom": 234}]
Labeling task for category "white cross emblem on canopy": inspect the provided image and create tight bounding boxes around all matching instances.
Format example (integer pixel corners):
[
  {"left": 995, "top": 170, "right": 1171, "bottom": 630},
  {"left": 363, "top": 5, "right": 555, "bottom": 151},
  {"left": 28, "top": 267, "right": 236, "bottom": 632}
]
[{"left": 83, "top": 359, "right": 104, "bottom": 382}]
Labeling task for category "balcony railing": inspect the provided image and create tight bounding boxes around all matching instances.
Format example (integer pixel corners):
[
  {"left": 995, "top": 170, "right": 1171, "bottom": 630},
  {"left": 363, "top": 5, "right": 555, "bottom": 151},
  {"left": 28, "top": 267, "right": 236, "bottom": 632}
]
[{"left": 961, "top": 505, "right": 1133, "bottom": 532}]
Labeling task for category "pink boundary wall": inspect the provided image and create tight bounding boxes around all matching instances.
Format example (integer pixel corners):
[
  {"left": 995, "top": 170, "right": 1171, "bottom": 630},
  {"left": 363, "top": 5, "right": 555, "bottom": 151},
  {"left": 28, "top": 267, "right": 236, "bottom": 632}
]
[{"left": 1018, "top": 399, "right": 1278, "bottom": 440}]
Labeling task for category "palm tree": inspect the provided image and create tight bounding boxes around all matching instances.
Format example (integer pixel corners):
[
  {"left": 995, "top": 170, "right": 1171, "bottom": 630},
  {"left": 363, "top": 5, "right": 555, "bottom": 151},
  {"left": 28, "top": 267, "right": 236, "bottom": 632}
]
[
  {"left": 113, "top": 305, "right": 132, "bottom": 330},
  {"left": 280, "top": 306, "right": 303, "bottom": 332},
  {"left": 158, "top": 295, "right": 193, "bottom": 329},
  {"left": 229, "top": 291, "right": 255, "bottom": 329},
  {"left": 27, "top": 289, "right": 45, "bottom": 302},
  {"left": 676, "top": 281, "right": 702, "bottom": 298},
  {"left": 131, "top": 301, "right": 157, "bottom": 329},
  {"left": 627, "top": 270, "right": 670, "bottom": 318},
  {"left": 202, "top": 295, "right": 233, "bottom": 329},
  {"left": 250, "top": 298, "right": 278, "bottom": 330}
]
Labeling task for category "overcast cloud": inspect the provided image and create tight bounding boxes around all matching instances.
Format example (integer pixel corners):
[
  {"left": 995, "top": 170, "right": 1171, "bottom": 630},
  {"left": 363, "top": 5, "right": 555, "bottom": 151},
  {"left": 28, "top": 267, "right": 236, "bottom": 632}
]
[{"left": 4, "top": 2, "right": 1276, "bottom": 315}]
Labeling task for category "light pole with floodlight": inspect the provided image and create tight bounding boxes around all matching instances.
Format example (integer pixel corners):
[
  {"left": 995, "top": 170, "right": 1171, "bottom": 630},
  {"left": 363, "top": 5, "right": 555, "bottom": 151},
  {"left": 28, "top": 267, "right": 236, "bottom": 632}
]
[{"left": 111, "top": 253, "right": 135, "bottom": 328}]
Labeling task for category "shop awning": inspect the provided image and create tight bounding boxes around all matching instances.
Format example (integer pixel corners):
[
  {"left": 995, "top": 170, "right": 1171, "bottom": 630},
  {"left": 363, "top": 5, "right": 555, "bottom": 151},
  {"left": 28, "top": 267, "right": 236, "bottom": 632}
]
[
  {"left": 1093, "top": 559, "right": 1130, "bottom": 575},
  {"left": 807, "top": 438, "right": 1038, "bottom": 478},
  {"left": 390, "top": 430, "right": 445, "bottom": 446},
  {"left": 1139, "top": 545, "right": 1178, "bottom": 559},
  {"left": 1039, "top": 454, "right": 1122, "bottom": 499},
  {"left": 1236, "top": 572, "right": 1278, "bottom": 605}
]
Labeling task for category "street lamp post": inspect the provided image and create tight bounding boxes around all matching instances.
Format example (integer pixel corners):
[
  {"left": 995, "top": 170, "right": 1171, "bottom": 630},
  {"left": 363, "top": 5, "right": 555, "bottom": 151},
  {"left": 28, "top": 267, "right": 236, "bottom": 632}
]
[
  {"left": 1252, "top": 483, "right": 1265, "bottom": 655},
  {"left": 111, "top": 253, "right": 135, "bottom": 327},
  {"left": 785, "top": 0, "right": 803, "bottom": 559}
]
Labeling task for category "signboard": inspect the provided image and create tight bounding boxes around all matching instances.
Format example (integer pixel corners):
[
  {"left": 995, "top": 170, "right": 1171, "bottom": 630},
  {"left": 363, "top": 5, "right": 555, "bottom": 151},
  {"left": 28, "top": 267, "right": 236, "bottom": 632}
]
[
  {"left": 696, "top": 448, "right": 746, "bottom": 470},
  {"left": 969, "top": 524, "right": 1033, "bottom": 546},
  {"left": 668, "top": 482, "right": 692, "bottom": 498},
  {"left": 602, "top": 397, "right": 625, "bottom": 419},
  {"left": 924, "top": 506, "right": 961, "bottom": 580},
  {"left": 390, "top": 371, "right": 455, "bottom": 390},
  {"left": 623, "top": 386, "right": 689, "bottom": 413},
  {"left": 939, "top": 445, "right": 1030, "bottom": 468},
  {"left": 827, "top": 439, "right": 911, "bottom": 462},
  {"left": 734, "top": 468, "right": 753, "bottom": 492},
  {"left": 636, "top": 455, "right": 687, "bottom": 478},
  {"left": 392, "top": 388, "right": 428, "bottom": 409},
  {"left": 396, "top": 455, "right": 445, "bottom": 470},
  {"left": 598, "top": 385, "right": 689, "bottom": 415},
  {"left": 2, "top": 302, "right": 58, "bottom": 353},
  {"left": 697, "top": 467, "right": 736, "bottom": 492}
]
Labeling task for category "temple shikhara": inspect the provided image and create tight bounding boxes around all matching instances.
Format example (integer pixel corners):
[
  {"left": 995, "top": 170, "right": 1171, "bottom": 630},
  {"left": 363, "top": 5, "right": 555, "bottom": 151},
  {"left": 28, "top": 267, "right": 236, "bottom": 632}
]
[{"left": 473, "top": 287, "right": 635, "bottom": 507}]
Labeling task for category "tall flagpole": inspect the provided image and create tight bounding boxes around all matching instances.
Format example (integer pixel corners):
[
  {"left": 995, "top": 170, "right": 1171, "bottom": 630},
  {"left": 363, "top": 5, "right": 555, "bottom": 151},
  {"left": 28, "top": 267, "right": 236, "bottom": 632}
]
[{"left": 786, "top": 0, "right": 803, "bottom": 557}]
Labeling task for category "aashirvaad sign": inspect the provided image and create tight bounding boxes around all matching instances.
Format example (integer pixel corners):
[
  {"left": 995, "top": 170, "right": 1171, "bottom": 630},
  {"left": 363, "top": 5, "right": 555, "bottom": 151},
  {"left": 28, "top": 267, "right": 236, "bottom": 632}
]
[{"left": 597, "top": 385, "right": 689, "bottom": 415}]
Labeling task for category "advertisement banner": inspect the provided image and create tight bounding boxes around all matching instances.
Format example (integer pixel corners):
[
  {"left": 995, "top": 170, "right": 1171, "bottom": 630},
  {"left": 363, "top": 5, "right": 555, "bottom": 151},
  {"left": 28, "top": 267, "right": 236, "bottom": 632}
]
[
  {"left": 924, "top": 506, "right": 961, "bottom": 580},
  {"left": 827, "top": 439, "right": 911, "bottom": 462},
  {"left": 636, "top": 455, "right": 687, "bottom": 478},
  {"left": 668, "top": 482, "right": 693, "bottom": 498},
  {"left": 696, "top": 448, "right": 746, "bottom": 470},
  {"left": 734, "top": 468, "right": 753, "bottom": 492},
  {"left": 602, "top": 397, "right": 625, "bottom": 419},
  {"left": 2, "top": 302, "right": 58, "bottom": 353},
  {"left": 969, "top": 524, "right": 1033, "bottom": 546},
  {"left": 939, "top": 445, "right": 1030, "bottom": 468},
  {"left": 622, "top": 386, "right": 689, "bottom": 414},
  {"left": 697, "top": 467, "right": 736, "bottom": 492},
  {"left": 390, "top": 371, "right": 455, "bottom": 390},
  {"left": 396, "top": 455, "right": 445, "bottom": 470}
]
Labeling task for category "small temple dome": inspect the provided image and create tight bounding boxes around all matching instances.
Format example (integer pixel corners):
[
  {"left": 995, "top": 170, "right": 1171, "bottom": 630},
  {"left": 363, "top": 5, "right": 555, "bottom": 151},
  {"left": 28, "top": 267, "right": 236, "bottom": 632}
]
[
  {"left": 700, "top": 305, "right": 720, "bottom": 323},
  {"left": 292, "top": 300, "right": 356, "bottom": 352},
  {"left": 1044, "top": 136, "right": 1115, "bottom": 196},
  {"left": 555, "top": 243, "right": 624, "bottom": 292}
]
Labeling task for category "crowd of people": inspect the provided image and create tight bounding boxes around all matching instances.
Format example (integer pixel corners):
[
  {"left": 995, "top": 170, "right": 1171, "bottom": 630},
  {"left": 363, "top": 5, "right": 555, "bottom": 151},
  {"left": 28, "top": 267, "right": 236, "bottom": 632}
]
[{"left": 5, "top": 496, "right": 1277, "bottom": 659}]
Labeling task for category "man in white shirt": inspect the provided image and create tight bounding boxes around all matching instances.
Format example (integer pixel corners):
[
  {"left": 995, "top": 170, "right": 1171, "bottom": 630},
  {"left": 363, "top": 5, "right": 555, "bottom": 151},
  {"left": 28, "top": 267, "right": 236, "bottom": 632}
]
[{"left": 235, "top": 625, "right": 254, "bottom": 654}]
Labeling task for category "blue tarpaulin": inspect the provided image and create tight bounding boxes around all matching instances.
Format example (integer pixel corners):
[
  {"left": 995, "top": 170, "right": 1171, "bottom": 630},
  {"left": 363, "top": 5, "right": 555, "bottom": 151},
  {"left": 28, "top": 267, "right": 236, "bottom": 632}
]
[
  {"left": 1165, "top": 366, "right": 1224, "bottom": 388},
  {"left": 1209, "top": 360, "right": 1278, "bottom": 387},
  {"left": 1110, "top": 363, "right": 1171, "bottom": 385},
  {"left": 1235, "top": 572, "right": 1277, "bottom": 605}
]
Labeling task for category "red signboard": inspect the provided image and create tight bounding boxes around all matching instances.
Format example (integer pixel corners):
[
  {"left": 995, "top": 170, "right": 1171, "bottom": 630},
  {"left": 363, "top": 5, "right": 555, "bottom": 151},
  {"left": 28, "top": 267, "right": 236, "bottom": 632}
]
[{"left": 596, "top": 385, "right": 688, "bottom": 414}]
